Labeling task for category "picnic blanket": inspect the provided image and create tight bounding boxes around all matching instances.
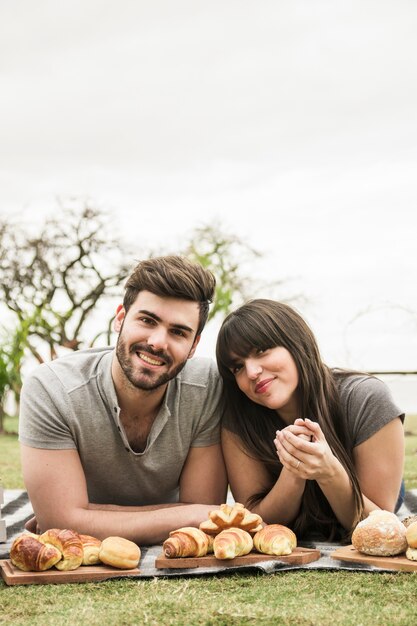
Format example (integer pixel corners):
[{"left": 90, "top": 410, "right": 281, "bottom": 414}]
[{"left": 2, "top": 489, "right": 417, "bottom": 577}]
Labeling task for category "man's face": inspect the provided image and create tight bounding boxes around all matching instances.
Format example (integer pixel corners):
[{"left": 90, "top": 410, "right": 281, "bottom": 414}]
[{"left": 114, "top": 290, "right": 201, "bottom": 391}]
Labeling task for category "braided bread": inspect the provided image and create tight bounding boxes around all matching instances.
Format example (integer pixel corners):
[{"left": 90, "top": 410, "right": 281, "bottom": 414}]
[{"left": 199, "top": 503, "right": 263, "bottom": 535}]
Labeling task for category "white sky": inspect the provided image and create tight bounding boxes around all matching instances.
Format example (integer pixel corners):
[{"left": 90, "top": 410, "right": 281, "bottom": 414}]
[{"left": 1, "top": 1, "right": 417, "bottom": 406}]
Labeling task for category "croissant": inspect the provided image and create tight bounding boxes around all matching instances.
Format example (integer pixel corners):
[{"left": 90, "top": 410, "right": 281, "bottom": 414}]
[
  {"left": 10, "top": 534, "right": 62, "bottom": 572},
  {"left": 163, "top": 527, "right": 211, "bottom": 558},
  {"left": 253, "top": 524, "right": 297, "bottom": 556},
  {"left": 40, "top": 528, "right": 84, "bottom": 570},
  {"left": 79, "top": 534, "right": 102, "bottom": 565},
  {"left": 199, "top": 503, "right": 263, "bottom": 535},
  {"left": 213, "top": 527, "right": 253, "bottom": 560}
]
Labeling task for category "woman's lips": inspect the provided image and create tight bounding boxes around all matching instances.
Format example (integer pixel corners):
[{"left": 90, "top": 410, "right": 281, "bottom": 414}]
[{"left": 255, "top": 378, "right": 274, "bottom": 394}]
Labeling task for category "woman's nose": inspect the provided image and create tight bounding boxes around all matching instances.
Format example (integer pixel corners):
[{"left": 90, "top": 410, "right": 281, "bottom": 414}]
[{"left": 245, "top": 359, "right": 262, "bottom": 379}]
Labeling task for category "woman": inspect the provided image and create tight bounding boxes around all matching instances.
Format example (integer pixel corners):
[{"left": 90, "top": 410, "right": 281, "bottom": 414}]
[{"left": 216, "top": 299, "right": 405, "bottom": 541}]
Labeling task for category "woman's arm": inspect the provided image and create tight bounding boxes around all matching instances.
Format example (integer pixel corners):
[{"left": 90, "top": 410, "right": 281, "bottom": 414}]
[
  {"left": 222, "top": 428, "right": 306, "bottom": 525},
  {"left": 275, "top": 417, "right": 404, "bottom": 530}
]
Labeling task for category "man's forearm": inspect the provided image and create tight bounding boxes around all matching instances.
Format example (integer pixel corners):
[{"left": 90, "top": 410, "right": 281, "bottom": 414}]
[{"left": 36, "top": 503, "right": 216, "bottom": 545}]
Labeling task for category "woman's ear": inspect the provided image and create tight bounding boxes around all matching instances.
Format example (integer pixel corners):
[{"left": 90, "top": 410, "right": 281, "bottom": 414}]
[{"left": 113, "top": 304, "right": 125, "bottom": 332}]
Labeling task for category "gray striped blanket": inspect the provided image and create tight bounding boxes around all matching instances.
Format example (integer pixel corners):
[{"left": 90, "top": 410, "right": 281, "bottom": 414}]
[{"left": 1, "top": 490, "right": 417, "bottom": 577}]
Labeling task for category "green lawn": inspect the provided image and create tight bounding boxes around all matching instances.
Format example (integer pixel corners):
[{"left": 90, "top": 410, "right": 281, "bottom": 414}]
[{"left": 1, "top": 414, "right": 417, "bottom": 626}]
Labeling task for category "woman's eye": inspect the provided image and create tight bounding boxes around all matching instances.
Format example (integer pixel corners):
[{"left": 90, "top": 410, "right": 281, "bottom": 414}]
[{"left": 231, "top": 364, "right": 242, "bottom": 375}]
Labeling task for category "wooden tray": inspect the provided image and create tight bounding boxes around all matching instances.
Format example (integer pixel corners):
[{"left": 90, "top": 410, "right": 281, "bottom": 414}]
[
  {"left": 155, "top": 547, "right": 321, "bottom": 569},
  {"left": 0, "top": 559, "right": 140, "bottom": 586},
  {"left": 330, "top": 545, "right": 417, "bottom": 572}
]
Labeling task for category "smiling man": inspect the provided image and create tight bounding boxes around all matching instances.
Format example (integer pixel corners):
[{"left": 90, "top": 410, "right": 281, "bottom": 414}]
[{"left": 19, "top": 256, "right": 227, "bottom": 545}]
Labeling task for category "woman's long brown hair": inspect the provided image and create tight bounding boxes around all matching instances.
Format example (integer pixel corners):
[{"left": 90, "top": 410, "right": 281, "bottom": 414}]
[{"left": 216, "top": 299, "right": 364, "bottom": 541}]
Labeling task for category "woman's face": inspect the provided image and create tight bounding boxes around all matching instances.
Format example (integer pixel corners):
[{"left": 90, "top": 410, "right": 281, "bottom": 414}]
[{"left": 229, "top": 346, "right": 300, "bottom": 422}]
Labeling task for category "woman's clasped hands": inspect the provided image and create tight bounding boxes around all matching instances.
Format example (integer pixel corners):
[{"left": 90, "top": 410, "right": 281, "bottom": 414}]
[{"left": 274, "top": 418, "right": 340, "bottom": 484}]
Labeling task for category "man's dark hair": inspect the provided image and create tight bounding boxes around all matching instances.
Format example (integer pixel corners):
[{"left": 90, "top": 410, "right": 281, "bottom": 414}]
[{"left": 123, "top": 255, "right": 216, "bottom": 335}]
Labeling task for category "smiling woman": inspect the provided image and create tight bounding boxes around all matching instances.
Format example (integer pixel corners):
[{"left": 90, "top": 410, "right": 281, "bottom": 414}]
[{"left": 216, "top": 299, "right": 405, "bottom": 542}]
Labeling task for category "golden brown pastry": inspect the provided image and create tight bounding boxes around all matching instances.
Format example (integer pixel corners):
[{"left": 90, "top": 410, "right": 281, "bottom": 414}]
[
  {"left": 253, "top": 524, "right": 297, "bottom": 556},
  {"left": 405, "top": 520, "right": 417, "bottom": 549},
  {"left": 351, "top": 510, "right": 408, "bottom": 556},
  {"left": 199, "top": 503, "right": 263, "bottom": 536},
  {"left": 79, "top": 534, "right": 102, "bottom": 565},
  {"left": 99, "top": 536, "right": 141, "bottom": 569},
  {"left": 10, "top": 534, "right": 62, "bottom": 572},
  {"left": 402, "top": 514, "right": 417, "bottom": 528},
  {"left": 213, "top": 527, "right": 253, "bottom": 560},
  {"left": 163, "top": 527, "right": 211, "bottom": 558},
  {"left": 406, "top": 547, "right": 417, "bottom": 561},
  {"left": 40, "top": 528, "right": 84, "bottom": 570}
]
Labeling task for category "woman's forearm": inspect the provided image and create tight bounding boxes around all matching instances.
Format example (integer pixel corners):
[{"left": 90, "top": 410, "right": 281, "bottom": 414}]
[{"left": 249, "top": 468, "right": 306, "bottom": 526}]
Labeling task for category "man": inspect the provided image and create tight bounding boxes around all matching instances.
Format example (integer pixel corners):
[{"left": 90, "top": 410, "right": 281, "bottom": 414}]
[{"left": 19, "top": 256, "right": 227, "bottom": 545}]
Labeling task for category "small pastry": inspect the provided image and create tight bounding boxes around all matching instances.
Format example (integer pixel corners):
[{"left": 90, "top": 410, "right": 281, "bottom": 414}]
[
  {"left": 213, "top": 527, "right": 253, "bottom": 560},
  {"left": 99, "top": 536, "right": 141, "bottom": 569}
]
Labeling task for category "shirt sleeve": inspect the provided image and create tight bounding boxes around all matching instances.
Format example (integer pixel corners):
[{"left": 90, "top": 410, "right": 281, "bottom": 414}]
[
  {"left": 188, "top": 361, "right": 223, "bottom": 448},
  {"left": 19, "top": 365, "right": 77, "bottom": 450},
  {"left": 344, "top": 375, "right": 405, "bottom": 447}
]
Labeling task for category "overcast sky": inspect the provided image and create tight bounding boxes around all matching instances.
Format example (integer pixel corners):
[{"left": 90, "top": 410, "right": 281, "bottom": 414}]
[{"left": 1, "top": 2, "right": 417, "bottom": 408}]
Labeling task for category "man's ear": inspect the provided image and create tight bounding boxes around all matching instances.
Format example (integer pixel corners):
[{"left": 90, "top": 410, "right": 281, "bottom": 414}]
[
  {"left": 188, "top": 334, "right": 201, "bottom": 359},
  {"left": 113, "top": 305, "right": 125, "bottom": 333}
]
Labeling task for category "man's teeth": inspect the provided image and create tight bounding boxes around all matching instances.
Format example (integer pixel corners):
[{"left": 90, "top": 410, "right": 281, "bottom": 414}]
[{"left": 139, "top": 353, "right": 163, "bottom": 366}]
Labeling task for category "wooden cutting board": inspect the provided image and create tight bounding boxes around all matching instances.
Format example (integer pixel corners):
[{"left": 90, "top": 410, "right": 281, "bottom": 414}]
[
  {"left": 155, "top": 546, "right": 321, "bottom": 569},
  {"left": 0, "top": 559, "right": 140, "bottom": 586},
  {"left": 331, "top": 545, "right": 417, "bottom": 572}
]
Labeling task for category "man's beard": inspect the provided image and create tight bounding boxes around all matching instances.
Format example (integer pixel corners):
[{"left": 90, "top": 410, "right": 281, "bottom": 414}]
[{"left": 116, "top": 333, "right": 189, "bottom": 391}]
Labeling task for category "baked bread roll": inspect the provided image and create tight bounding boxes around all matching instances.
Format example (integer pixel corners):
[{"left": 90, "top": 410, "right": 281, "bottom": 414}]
[
  {"left": 199, "top": 503, "right": 263, "bottom": 535},
  {"left": 40, "top": 528, "right": 84, "bottom": 570},
  {"left": 253, "top": 524, "right": 297, "bottom": 556},
  {"left": 99, "top": 537, "right": 141, "bottom": 569},
  {"left": 213, "top": 527, "right": 253, "bottom": 560},
  {"left": 406, "top": 547, "right": 417, "bottom": 561},
  {"left": 79, "top": 534, "right": 102, "bottom": 565},
  {"left": 10, "top": 534, "right": 62, "bottom": 572},
  {"left": 163, "top": 527, "right": 211, "bottom": 558},
  {"left": 405, "top": 521, "right": 417, "bottom": 549},
  {"left": 402, "top": 514, "right": 417, "bottom": 528},
  {"left": 351, "top": 510, "right": 408, "bottom": 556}
]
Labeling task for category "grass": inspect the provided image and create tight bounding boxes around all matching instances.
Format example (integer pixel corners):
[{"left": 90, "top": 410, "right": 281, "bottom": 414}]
[{"left": 1, "top": 414, "right": 417, "bottom": 625}]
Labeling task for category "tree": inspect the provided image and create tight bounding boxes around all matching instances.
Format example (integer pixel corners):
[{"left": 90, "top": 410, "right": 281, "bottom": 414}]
[
  {"left": 183, "top": 222, "right": 297, "bottom": 321},
  {"left": 0, "top": 202, "right": 132, "bottom": 364}
]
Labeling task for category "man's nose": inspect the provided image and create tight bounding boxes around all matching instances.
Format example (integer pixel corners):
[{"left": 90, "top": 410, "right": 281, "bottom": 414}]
[{"left": 147, "top": 327, "right": 169, "bottom": 351}]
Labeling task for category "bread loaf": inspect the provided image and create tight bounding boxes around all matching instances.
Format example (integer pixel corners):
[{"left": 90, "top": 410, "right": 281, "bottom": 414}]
[
  {"left": 40, "top": 528, "right": 84, "bottom": 570},
  {"left": 79, "top": 534, "right": 102, "bottom": 565},
  {"left": 213, "top": 527, "right": 253, "bottom": 560},
  {"left": 253, "top": 524, "right": 297, "bottom": 556},
  {"left": 99, "top": 536, "right": 141, "bottom": 569},
  {"left": 163, "top": 527, "right": 211, "bottom": 558},
  {"left": 10, "top": 534, "right": 62, "bottom": 572},
  {"left": 351, "top": 510, "right": 407, "bottom": 556}
]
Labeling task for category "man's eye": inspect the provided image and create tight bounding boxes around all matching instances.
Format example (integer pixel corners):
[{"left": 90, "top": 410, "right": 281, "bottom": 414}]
[
  {"left": 171, "top": 329, "right": 185, "bottom": 337},
  {"left": 139, "top": 317, "right": 155, "bottom": 325}
]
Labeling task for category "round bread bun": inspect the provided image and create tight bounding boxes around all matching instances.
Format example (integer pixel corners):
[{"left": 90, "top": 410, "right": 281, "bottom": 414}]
[
  {"left": 99, "top": 536, "right": 141, "bottom": 569},
  {"left": 351, "top": 510, "right": 407, "bottom": 556},
  {"left": 405, "top": 521, "right": 417, "bottom": 549},
  {"left": 406, "top": 546, "right": 417, "bottom": 561}
]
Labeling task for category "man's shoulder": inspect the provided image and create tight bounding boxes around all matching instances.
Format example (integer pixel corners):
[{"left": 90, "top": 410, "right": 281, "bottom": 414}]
[
  {"left": 27, "top": 347, "right": 114, "bottom": 390},
  {"left": 177, "top": 357, "right": 219, "bottom": 387}
]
